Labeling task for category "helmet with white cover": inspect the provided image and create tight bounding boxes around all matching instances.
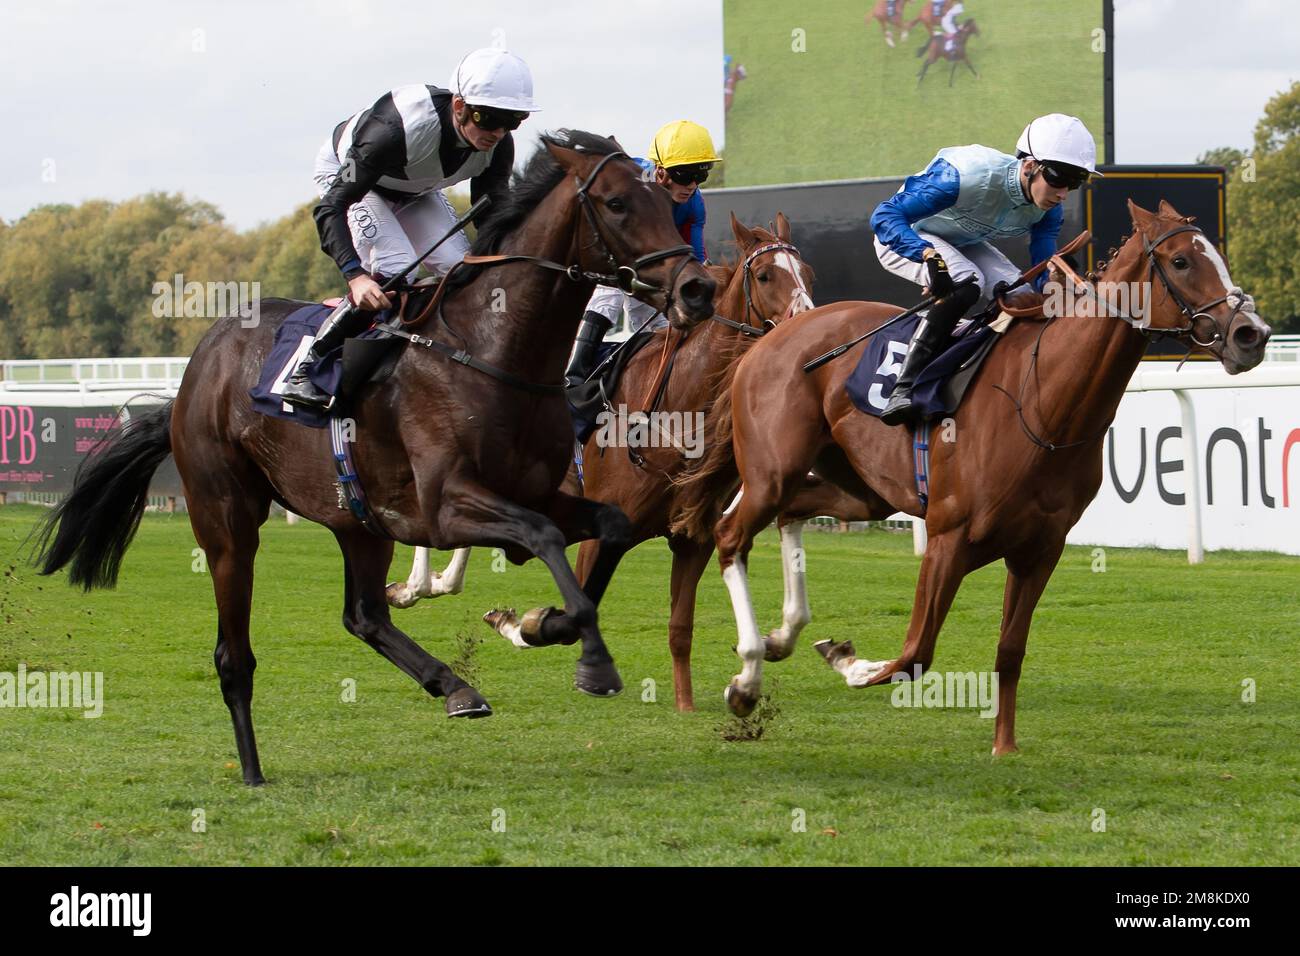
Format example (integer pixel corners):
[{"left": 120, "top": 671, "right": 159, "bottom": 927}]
[
  {"left": 1016, "top": 113, "right": 1102, "bottom": 178},
  {"left": 449, "top": 48, "right": 541, "bottom": 112}
]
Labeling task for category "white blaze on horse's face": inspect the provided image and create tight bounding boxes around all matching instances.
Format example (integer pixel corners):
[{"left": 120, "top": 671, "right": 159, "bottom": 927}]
[
  {"left": 774, "top": 251, "right": 815, "bottom": 314},
  {"left": 1191, "top": 236, "right": 1267, "bottom": 333}
]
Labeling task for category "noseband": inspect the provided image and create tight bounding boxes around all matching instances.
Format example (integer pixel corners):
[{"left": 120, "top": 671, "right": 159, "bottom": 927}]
[
  {"left": 740, "top": 240, "right": 807, "bottom": 331},
  {"left": 1140, "top": 223, "right": 1253, "bottom": 359},
  {"left": 573, "top": 150, "right": 698, "bottom": 319}
]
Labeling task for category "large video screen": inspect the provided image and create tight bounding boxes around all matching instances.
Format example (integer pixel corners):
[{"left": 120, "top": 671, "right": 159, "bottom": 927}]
[{"left": 722, "top": 0, "right": 1107, "bottom": 186}]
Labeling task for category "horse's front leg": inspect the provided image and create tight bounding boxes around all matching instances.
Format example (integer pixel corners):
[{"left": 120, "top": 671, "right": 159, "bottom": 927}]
[{"left": 440, "top": 479, "right": 623, "bottom": 697}]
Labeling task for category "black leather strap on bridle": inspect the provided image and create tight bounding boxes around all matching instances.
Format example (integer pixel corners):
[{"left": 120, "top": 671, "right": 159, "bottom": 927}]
[
  {"left": 740, "top": 240, "right": 803, "bottom": 332},
  {"left": 384, "top": 148, "right": 700, "bottom": 395},
  {"left": 993, "top": 221, "right": 1253, "bottom": 452}
]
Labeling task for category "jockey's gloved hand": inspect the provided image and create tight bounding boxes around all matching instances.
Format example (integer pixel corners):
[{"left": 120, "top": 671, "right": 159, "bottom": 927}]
[
  {"left": 989, "top": 280, "right": 1013, "bottom": 304},
  {"left": 923, "top": 249, "right": 955, "bottom": 299}
]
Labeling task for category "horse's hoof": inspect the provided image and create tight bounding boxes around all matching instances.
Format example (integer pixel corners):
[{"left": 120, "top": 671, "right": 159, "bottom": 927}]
[
  {"left": 575, "top": 659, "right": 623, "bottom": 697},
  {"left": 763, "top": 631, "right": 795, "bottom": 662},
  {"left": 386, "top": 582, "right": 419, "bottom": 609},
  {"left": 483, "top": 607, "right": 516, "bottom": 629},
  {"left": 814, "top": 638, "right": 856, "bottom": 667},
  {"left": 445, "top": 687, "right": 493, "bottom": 718},
  {"left": 724, "top": 681, "right": 758, "bottom": 718}
]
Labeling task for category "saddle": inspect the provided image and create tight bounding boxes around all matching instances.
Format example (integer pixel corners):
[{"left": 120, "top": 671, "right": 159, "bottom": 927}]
[
  {"left": 249, "top": 276, "right": 453, "bottom": 428},
  {"left": 567, "top": 330, "right": 659, "bottom": 442}
]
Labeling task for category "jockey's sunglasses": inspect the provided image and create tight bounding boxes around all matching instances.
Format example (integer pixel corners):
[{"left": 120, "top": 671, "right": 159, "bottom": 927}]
[
  {"left": 1039, "top": 162, "right": 1088, "bottom": 191},
  {"left": 666, "top": 164, "right": 712, "bottom": 186},
  {"left": 469, "top": 105, "right": 528, "bottom": 132}
]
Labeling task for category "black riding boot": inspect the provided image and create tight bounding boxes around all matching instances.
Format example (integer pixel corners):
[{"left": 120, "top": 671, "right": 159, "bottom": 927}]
[
  {"left": 280, "top": 302, "right": 376, "bottom": 410},
  {"left": 879, "top": 283, "right": 979, "bottom": 427},
  {"left": 564, "top": 311, "right": 613, "bottom": 390}
]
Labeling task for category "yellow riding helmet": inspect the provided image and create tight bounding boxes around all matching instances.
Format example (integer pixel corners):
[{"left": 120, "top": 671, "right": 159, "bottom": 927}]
[{"left": 648, "top": 120, "right": 722, "bottom": 169}]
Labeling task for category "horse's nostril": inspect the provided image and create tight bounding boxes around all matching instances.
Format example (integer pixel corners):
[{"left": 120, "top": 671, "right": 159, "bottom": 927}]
[
  {"left": 1233, "top": 325, "right": 1261, "bottom": 350},
  {"left": 680, "top": 277, "right": 715, "bottom": 307}
]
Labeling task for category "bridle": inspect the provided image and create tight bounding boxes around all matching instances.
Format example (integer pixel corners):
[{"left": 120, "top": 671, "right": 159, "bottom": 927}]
[
  {"left": 385, "top": 148, "right": 702, "bottom": 395},
  {"left": 739, "top": 240, "right": 809, "bottom": 333},
  {"left": 1139, "top": 222, "right": 1253, "bottom": 361},
  {"left": 993, "top": 220, "right": 1253, "bottom": 452},
  {"left": 572, "top": 150, "right": 698, "bottom": 319},
  {"left": 458, "top": 149, "right": 699, "bottom": 318}
]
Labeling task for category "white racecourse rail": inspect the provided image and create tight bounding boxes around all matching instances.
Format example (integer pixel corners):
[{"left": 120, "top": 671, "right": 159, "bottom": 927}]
[{"left": 4, "top": 346, "right": 1300, "bottom": 560}]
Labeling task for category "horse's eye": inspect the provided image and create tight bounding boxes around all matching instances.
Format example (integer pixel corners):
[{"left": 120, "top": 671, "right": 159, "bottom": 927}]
[
  {"left": 606, "top": 197, "right": 626, "bottom": 213},
  {"left": 1172, "top": 256, "right": 1189, "bottom": 269},
  {"left": 756, "top": 271, "right": 770, "bottom": 283}
]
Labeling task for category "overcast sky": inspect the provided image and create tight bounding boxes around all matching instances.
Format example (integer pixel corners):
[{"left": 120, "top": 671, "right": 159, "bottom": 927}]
[{"left": 1, "top": 0, "right": 1295, "bottom": 231}]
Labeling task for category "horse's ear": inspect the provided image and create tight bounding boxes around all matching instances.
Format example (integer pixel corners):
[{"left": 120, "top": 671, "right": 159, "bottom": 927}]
[
  {"left": 1127, "top": 199, "right": 1155, "bottom": 231},
  {"left": 774, "top": 211, "right": 791, "bottom": 242},
  {"left": 544, "top": 139, "right": 590, "bottom": 176},
  {"left": 1157, "top": 199, "right": 1188, "bottom": 221},
  {"left": 730, "top": 211, "right": 756, "bottom": 247},
  {"left": 606, "top": 134, "right": 625, "bottom": 152}
]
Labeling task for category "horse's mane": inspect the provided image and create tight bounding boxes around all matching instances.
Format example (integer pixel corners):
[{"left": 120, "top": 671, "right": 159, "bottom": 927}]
[{"left": 445, "top": 129, "right": 624, "bottom": 291}]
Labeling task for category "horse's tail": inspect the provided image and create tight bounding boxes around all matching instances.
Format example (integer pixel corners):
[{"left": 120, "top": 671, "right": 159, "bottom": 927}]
[
  {"left": 669, "top": 357, "right": 743, "bottom": 543},
  {"left": 32, "top": 402, "right": 174, "bottom": 590}
]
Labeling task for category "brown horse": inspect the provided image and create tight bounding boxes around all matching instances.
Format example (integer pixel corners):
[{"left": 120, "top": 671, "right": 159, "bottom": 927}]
[
  {"left": 918, "top": 18, "right": 979, "bottom": 87},
  {"left": 677, "top": 200, "right": 1269, "bottom": 753},
  {"left": 867, "top": 0, "right": 913, "bottom": 47},
  {"left": 905, "top": 0, "right": 951, "bottom": 35},
  {"left": 458, "top": 211, "right": 817, "bottom": 710},
  {"left": 32, "top": 131, "right": 716, "bottom": 785}
]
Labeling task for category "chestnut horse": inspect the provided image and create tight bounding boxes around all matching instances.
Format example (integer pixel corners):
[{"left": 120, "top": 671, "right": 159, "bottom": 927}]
[
  {"left": 867, "top": 0, "right": 913, "bottom": 47},
  {"left": 33, "top": 131, "right": 716, "bottom": 785},
  {"left": 677, "top": 200, "right": 1269, "bottom": 753},
  {"left": 905, "top": 0, "right": 952, "bottom": 36}
]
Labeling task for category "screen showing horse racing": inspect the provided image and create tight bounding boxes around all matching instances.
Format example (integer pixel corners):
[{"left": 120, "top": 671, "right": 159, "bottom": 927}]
[{"left": 722, "top": 0, "right": 1108, "bottom": 185}]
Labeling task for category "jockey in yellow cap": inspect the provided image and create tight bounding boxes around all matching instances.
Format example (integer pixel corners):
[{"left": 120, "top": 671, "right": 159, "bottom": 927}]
[{"left": 565, "top": 120, "right": 721, "bottom": 390}]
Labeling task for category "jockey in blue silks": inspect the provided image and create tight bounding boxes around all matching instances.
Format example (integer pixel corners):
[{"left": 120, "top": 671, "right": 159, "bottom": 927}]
[{"left": 869, "top": 112, "right": 1101, "bottom": 426}]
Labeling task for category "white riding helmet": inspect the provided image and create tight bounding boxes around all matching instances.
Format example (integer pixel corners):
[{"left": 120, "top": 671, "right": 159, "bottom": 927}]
[
  {"left": 1016, "top": 113, "right": 1102, "bottom": 176},
  {"left": 449, "top": 48, "right": 541, "bottom": 112}
]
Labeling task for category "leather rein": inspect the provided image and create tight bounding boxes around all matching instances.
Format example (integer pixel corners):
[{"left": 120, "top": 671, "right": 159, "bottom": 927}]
[
  {"left": 382, "top": 149, "right": 699, "bottom": 394},
  {"left": 991, "top": 223, "right": 1253, "bottom": 452}
]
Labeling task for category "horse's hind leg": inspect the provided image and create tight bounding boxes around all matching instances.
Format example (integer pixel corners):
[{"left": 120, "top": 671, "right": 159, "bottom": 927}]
[
  {"left": 336, "top": 530, "right": 489, "bottom": 717},
  {"left": 817, "top": 528, "right": 969, "bottom": 688},
  {"left": 667, "top": 534, "right": 715, "bottom": 712},
  {"left": 763, "top": 518, "right": 811, "bottom": 662},
  {"left": 188, "top": 487, "right": 271, "bottom": 786},
  {"left": 386, "top": 547, "right": 470, "bottom": 608}
]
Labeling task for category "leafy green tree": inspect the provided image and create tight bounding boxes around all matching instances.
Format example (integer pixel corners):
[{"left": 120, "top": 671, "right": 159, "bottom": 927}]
[{"left": 1223, "top": 82, "right": 1300, "bottom": 334}]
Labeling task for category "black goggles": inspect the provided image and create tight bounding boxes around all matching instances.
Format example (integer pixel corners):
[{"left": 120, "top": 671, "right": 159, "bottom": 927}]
[
  {"left": 1039, "top": 162, "right": 1088, "bottom": 190},
  {"left": 666, "top": 164, "right": 712, "bottom": 186},
  {"left": 469, "top": 105, "right": 528, "bottom": 132}
]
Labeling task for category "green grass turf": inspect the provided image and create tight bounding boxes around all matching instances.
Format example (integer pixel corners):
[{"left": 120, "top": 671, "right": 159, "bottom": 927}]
[
  {"left": 722, "top": 0, "right": 1106, "bottom": 185},
  {"left": 0, "top": 504, "right": 1296, "bottom": 865}
]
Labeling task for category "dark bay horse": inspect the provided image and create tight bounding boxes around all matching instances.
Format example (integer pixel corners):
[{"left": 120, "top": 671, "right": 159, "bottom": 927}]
[
  {"left": 33, "top": 131, "right": 716, "bottom": 785},
  {"left": 677, "top": 200, "right": 1269, "bottom": 753},
  {"left": 918, "top": 18, "right": 979, "bottom": 86}
]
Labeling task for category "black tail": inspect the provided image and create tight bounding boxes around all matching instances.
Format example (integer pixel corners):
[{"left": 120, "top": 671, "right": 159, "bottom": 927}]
[{"left": 32, "top": 402, "right": 175, "bottom": 590}]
